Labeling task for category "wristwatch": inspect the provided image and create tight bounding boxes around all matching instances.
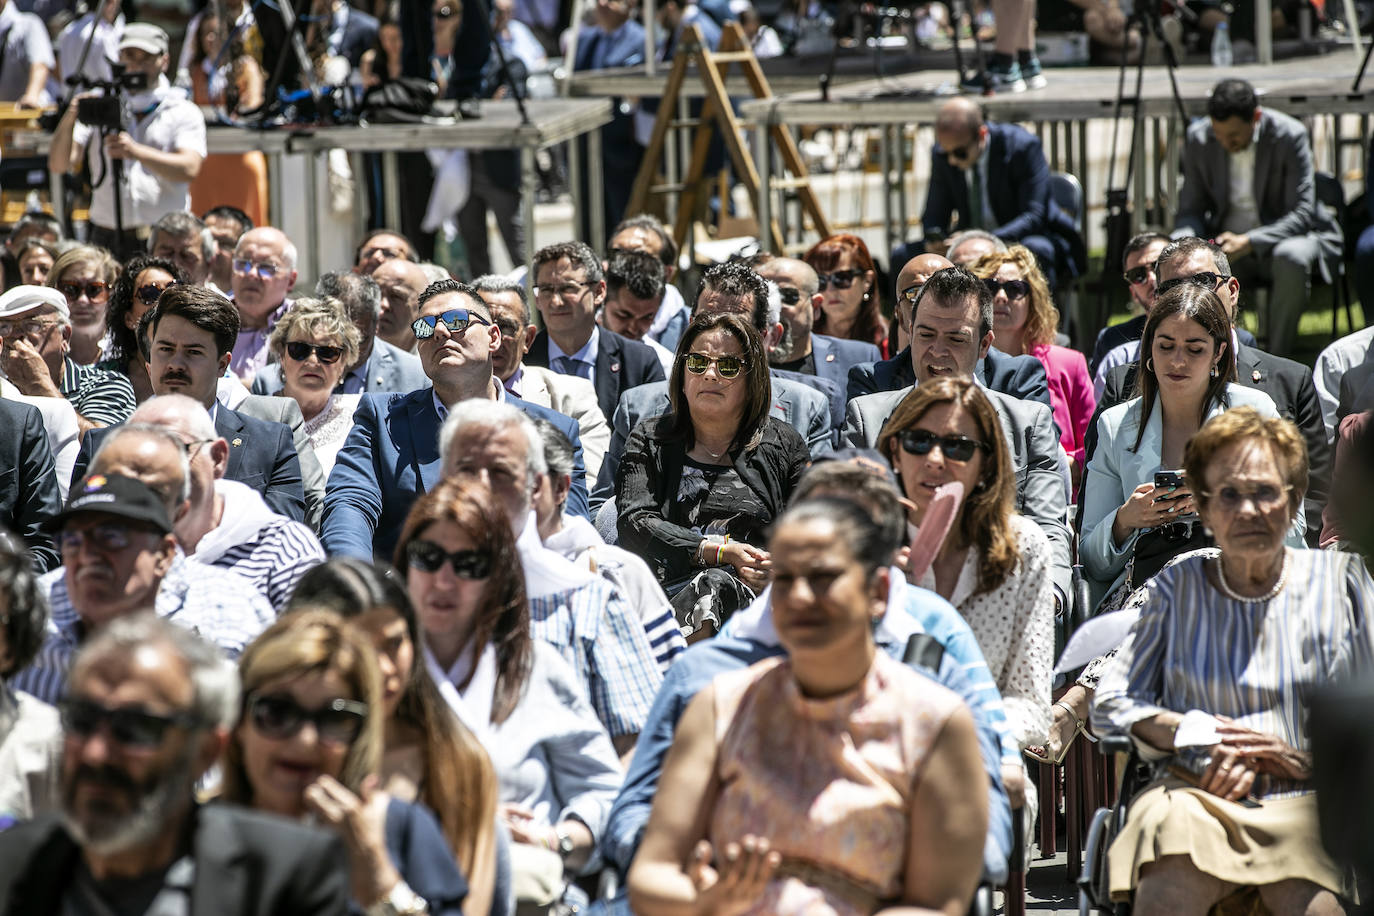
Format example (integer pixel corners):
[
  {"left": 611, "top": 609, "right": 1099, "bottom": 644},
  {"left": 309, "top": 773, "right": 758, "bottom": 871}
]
[
  {"left": 554, "top": 824, "right": 576, "bottom": 860},
  {"left": 365, "top": 882, "right": 428, "bottom": 916}
]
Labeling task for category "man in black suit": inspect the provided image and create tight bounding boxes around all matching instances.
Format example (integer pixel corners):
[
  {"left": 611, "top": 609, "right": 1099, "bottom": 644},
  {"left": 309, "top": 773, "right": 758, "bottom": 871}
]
[
  {"left": 0, "top": 397, "right": 60, "bottom": 572},
  {"left": 73, "top": 286, "right": 307, "bottom": 523},
  {"left": 1092, "top": 237, "right": 1330, "bottom": 543},
  {"left": 848, "top": 253, "right": 1054, "bottom": 409},
  {"left": 526, "top": 241, "right": 665, "bottom": 422},
  {"left": 0, "top": 613, "right": 349, "bottom": 916}
]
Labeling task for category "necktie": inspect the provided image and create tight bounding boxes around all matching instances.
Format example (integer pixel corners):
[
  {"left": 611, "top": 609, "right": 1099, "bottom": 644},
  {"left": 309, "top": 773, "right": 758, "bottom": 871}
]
[
  {"left": 555, "top": 356, "right": 591, "bottom": 380},
  {"left": 967, "top": 163, "right": 985, "bottom": 231}
]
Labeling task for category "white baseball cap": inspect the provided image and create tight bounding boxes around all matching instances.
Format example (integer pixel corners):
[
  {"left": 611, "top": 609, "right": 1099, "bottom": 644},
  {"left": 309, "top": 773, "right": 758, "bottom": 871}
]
[
  {"left": 119, "top": 23, "right": 170, "bottom": 57},
  {"left": 0, "top": 285, "right": 70, "bottom": 322}
]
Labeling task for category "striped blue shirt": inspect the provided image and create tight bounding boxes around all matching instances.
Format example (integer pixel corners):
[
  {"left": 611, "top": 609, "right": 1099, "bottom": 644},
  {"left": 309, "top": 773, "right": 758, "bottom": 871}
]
[
  {"left": 528, "top": 579, "right": 664, "bottom": 739},
  {"left": 1093, "top": 548, "right": 1374, "bottom": 798},
  {"left": 11, "top": 553, "right": 275, "bottom": 704}
]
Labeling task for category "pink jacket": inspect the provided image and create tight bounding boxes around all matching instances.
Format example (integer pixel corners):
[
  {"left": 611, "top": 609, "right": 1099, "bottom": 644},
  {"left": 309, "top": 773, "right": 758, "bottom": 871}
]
[{"left": 1029, "top": 342, "right": 1096, "bottom": 470}]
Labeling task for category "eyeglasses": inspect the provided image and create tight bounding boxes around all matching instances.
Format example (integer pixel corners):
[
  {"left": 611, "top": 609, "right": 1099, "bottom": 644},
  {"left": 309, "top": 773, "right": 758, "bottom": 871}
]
[
  {"left": 1200, "top": 484, "right": 1291, "bottom": 512},
  {"left": 232, "top": 259, "right": 281, "bottom": 280},
  {"left": 60, "top": 697, "right": 202, "bottom": 749},
  {"left": 183, "top": 437, "right": 216, "bottom": 460},
  {"left": 285, "top": 340, "right": 344, "bottom": 364},
  {"left": 533, "top": 281, "right": 592, "bottom": 302},
  {"left": 359, "top": 245, "right": 405, "bottom": 263},
  {"left": 406, "top": 540, "right": 493, "bottom": 578},
  {"left": 0, "top": 317, "right": 59, "bottom": 337},
  {"left": 815, "top": 269, "right": 858, "bottom": 291},
  {"left": 58, "top": 280, "right": 109, "bottom": 302},
  {"left": 411, "top": 308, "right": 492, "bottom": 340},
  {"left": 1123, "top": 265, "right": 1153, "bottom": 286},
  {"left": 941, "top": 142, "right": 976, "bottom": 162},
  {"left": 897, "top": 428, "right": 989, "bottom": 463},
  {"left": 898, "top": 283, "right": 925, "bottom": 306},
  {"left": 775, "top": 286, "right": 803, "bottom": 306},
  {"left": 1156, "top": 271, "right": 1229, "bottom": 297},
  {"left": 59, "top": 523, "right": 141, "bottom": 554},
  {"left": 136, "top": 282, "right": 177, "bottom": 307},
  {"left": 246, "top": 693, "right": 368, "bottom": 746},
  {"left": 983, "top": 278, "right": 1030, "bottom": 300},
  {"left": 684, "top": 352, "right": 746, "bottom": 379},
  {"left": 434, "top": 3, "right": 459, "bottom": 18}
]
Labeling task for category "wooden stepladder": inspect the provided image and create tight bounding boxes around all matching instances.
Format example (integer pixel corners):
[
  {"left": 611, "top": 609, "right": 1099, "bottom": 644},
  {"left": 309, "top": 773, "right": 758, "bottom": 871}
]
[{"left": 627, "top": 21, "right": 831, "bottom": 253}]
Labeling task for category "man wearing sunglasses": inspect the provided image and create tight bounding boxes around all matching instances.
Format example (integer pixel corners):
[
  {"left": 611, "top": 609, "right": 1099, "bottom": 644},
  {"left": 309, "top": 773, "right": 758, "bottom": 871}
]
[
  {"left": 918, "top": 97, "right": 1084, "bottom": 291},
  {"left": 1174, "top": 79, "right": 1342, "bottom": 360},
  {"left": 10, "top": 471, "right": 273, "bottom": 705},
  {"left": 756, "top": 255, "right": 880, "bottom": 389},
  {"left": 841, "top": 266, "right": 1073, "bottom": 612},
  {"left": 228, "top": 227, "right": 298, "bottom": 383},
  {"left": 323, "top": 278, "right": 588, "bottom": 561},
  {"left": 0, "top": 613, "right": 350, "bottom": 915},
  {"left": 0, "top": 285, "right": 136, "bottom": 435},
  {"left": 1090, "top": 237, "right": 1331, "bottom": 545}
]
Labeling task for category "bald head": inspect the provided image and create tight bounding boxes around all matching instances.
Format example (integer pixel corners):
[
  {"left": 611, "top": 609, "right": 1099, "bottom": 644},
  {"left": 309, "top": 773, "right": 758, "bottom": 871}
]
[
  {"left": 230, "top": 226, "right": 298, "bottom": 325},
  {"left": 893, "top": 253, "right": 954, "bottom": 343},
  {"left": 131, "top": 394, "right": 219, "bottom": 441},
  {"left": 755, "top": 257, "right": 819, "bottom": 297},
  {"left": 90, "top": 425, "right": 190, "bottom": 520},
  {"left": 935, "top": 97, "right": 984, "bottom": 138},
  {"left": 934, "top": 98, "right": 987, "bottom": 173},
  {"left": 374, "top": 258, "right": 432, "bottom": 352}
]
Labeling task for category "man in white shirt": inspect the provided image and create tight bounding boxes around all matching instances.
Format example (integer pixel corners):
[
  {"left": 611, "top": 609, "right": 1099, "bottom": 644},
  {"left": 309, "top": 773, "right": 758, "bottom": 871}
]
[
  {"left": 47, "top": 23, "right": 206, "bottom": 260},
  {"left": 55, "top": 0, "right": 122, "bottom": 86},
  {"left": 0, "top": 0, "right": 53, "bottom": 110},
  {"left": 1314, "top": 325, "right": 1374, "bottom": 439}
]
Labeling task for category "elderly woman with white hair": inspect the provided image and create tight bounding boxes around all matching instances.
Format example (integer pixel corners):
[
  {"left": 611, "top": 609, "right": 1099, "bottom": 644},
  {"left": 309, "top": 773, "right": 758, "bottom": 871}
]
[{"left": 266, "top": 296, "right": 362, "bottom": 475}]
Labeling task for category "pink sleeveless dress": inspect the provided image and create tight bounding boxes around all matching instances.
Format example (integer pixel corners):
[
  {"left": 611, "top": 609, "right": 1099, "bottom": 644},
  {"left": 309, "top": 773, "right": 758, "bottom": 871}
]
[{"left": 709, "top": 652, "right": 966, "bottom": 915}]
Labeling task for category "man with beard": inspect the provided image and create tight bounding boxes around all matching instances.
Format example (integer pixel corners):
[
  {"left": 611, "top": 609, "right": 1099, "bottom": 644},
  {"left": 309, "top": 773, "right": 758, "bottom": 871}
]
[
  {"left": 0, "top": 613, "right": 349, "bottom": 914},
  {"left": 756, "top": 255, "right": 880, "bottom": 388}
]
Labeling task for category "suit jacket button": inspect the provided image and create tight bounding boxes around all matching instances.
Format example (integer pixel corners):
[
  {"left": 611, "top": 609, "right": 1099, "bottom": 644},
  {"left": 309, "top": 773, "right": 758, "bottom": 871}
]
[{"left": 610, "top": 362, "right": 620, "bottom": 372}]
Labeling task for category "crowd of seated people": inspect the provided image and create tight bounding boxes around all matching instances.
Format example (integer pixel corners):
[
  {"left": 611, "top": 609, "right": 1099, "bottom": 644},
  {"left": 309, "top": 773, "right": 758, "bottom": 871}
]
[{"left": 1, "top": 55, "right": 1374, "bottom": 916}]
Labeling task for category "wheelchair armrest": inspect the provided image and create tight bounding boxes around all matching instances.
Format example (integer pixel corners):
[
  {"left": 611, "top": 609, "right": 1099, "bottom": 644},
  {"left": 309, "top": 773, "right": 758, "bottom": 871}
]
[{"left": 1099, "top": 734, "right": 1134, "bottom": 756}]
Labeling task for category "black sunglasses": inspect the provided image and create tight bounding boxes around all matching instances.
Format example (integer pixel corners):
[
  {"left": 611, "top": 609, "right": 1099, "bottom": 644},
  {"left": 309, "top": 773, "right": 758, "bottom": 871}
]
[
  {"left": 1156, "top": 271, "right": 1229, "bottom": 297},
  {"left": 136, "top": 281, "right": 177, "bottom": 307},
  {"left": 285, "top": 341, "right": 344, "bottom": 364},
  {"left": 406, "top": 540, "right": 493, "bottom": 578},
  {"left": 1123, "top": 265, "right": 1153, "bottom": 286},
  {"left": 815, "top": 269, "right": 858, "bottom": 291},
  {"left": 412, "top": 308, "right": 492, "bottom": 340},
  {"left": 246, "top": 693, "right": 368, "bottom": 746},
  {"left": 60, "top": 697, "right": 202, "bottom": 749},
  {"left": 983, "top": 278, "right": 1030, "bottom": 300},
  {"left": 776, "top": 286, "right": 803, "bottom": 306},
  {"left": 684, "top": 352, "right": 746, "bottom": 379},
  {"left": 898, "top": 428, "right": 989, "bottom": 463},
  {"left": 58, "top": 280, "right": 109, "bottom": 301}
]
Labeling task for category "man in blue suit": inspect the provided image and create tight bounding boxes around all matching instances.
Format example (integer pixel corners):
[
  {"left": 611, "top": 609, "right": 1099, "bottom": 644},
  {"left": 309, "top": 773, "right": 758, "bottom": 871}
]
[
  {"left": 74, "top": 287, "right": 308, "bottom": 524},
  {"left": 757, "top": 256, "right": 880, "bottom": 388},
  {"left": 919, "top": 97, "right": 1084, "bottom": 289},
  {"left": 524, "top": 241, "right": 665, "bottom": 423},
  {"left": 250, "top": 272, "right": 427, "bottom": 396},
  {"left": 323, "top": 279, "right": 588, "bottom": 561}
]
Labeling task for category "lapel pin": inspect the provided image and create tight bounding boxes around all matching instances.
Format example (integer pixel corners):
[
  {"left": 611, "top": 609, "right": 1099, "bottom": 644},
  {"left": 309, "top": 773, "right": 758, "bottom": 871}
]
[
  {"left": 825, "top": 353, "right": 836, "bottom": 361},
  {"left": 232, "top": 437, "right": 243, "bottom": 447},
  {"left": 610, "top": 362, "right": 620, "bottom": 373},
  {"left": 1251, "top": 369, "right": 1261, "bottom": 383}
]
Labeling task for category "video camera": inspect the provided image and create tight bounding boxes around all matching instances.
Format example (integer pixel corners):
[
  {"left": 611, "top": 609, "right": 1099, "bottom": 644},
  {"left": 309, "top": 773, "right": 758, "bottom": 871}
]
[{"left": 74, "top": 64, "right": 148, "bottom": 133}]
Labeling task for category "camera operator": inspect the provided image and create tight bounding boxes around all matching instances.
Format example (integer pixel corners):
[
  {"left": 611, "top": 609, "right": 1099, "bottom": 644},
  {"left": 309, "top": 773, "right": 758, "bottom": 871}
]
[{"left": 47, "top": 24, "right": 206, "bottom": 261}]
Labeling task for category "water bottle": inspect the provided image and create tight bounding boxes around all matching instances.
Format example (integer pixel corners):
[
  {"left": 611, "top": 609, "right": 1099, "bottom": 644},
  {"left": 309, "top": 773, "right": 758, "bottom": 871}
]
[{"left": 1211, "top": 21, "right": 1234, "bottom": 67}]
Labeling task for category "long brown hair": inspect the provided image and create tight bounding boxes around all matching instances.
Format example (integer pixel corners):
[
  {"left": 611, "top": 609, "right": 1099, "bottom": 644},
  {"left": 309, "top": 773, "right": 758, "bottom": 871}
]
[
  {"left": 286, "top": 559, "right": 499, "bottom": 887},
  {"left": 877, "top": 378, "right": 1020, "bottom": 596},
  {"left": 393, "top": 477, "right": 532, "bottom": 725},
  {"left": 1130, "top": 284, "right": 1237, "bottom": 453},
  {"left": 663, "top": 311, "right": 774, "bottom": 454},
  {"left": 803, "top": 233, "right": 886, "bottom": 350},
  {"left": 968, "top": 245, "right": 1059, "bottom": 351}
]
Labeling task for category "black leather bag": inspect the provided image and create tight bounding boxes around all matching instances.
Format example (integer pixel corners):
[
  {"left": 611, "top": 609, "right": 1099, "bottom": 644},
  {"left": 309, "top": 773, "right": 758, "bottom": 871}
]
[
  {"left": 361, "top": 77, "right": 439, "bottom": 123},
  {"left": 1128, "top": 521, "right": 1212, "bottom": 591}
]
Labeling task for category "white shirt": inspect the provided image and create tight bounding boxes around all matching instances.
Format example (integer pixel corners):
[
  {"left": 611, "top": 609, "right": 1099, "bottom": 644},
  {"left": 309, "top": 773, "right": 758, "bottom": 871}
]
[
  {"left": 72, "top": 76, "right": 207, "bottom": 229},
  {"left": 547, "top": 324, "right": 599, "bottom": 386},
  {"left": 1224, "top": 123, "right": 1262, "bottom": 234},
  {"left": 0, "top": 2, "right": 54, "bottom": 104},
  {"left": 1313, "top": 325, "right": 1374, "bottom": 438},
  {"left": 644, "top": 335, "right": 674, "bottom": 372},
  {"left": 56, "top": 11, "right": 124, "bottom": 85}
]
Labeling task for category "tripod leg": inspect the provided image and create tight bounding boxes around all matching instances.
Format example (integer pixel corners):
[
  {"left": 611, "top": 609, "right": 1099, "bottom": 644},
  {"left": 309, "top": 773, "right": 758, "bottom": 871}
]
[{"left": 1354, "top": 28, "right": 1374, "bottom": 91}]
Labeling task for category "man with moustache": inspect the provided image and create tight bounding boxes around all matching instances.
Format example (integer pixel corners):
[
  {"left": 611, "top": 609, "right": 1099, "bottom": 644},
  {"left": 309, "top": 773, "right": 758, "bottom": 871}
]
[{"left": 0, "top": 614, "right": 350, "bottom": 915}]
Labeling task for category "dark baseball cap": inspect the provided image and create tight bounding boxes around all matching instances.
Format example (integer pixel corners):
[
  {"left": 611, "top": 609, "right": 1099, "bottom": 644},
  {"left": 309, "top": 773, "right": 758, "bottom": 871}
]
[{"left": 46, "top": 473, "right": 173, "bottom": 535}]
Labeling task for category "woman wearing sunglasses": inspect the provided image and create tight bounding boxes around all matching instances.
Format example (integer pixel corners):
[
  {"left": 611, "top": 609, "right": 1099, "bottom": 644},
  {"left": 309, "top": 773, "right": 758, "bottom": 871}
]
[
  {"left": 618, "top": 311, "right": 809, "bottom": 639},
  {"left": 969, "top": 245, "right": 1095, "bottom": 491},
  {"left": 266, "top": 297, "right": 362, "bottom": 476},
  {"left": 287, "top": 559, "right": 508, "bottom": 916},
  {"left": 395, "top": 478, "right": 622, "bottom": 912},
  {"left": 100, "top": 255, "right": 186, "bottom": 403},
  {"left": 878, "top": 377, "right": 1053, "bottom": 817},
  {"left": 47, "top": 244, "right": 119, "bottom": 367},
  {"left": 803, "top": 233, "right": 889, "bottom": 359},
  {"left": 221, "top": 608, "right": 470, "bottom": 915}
]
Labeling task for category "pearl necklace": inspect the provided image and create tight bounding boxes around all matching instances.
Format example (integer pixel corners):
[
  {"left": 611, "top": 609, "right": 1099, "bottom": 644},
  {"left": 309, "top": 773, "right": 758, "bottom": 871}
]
[{"left": 1213, "top": 549, "right": 1290, "bottom": 603}]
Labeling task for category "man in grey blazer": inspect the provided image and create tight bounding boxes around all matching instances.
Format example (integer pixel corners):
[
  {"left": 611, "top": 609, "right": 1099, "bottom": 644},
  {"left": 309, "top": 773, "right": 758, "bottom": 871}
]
[
  {"left": 1174, "top": 79, "right": 1342, "bottom": 358},
  {"left": 249, "top": 271, "right": 427, "bottom": 396},
  {"left": 840, "top": 267, "right": 1072, "bottom": 609}
]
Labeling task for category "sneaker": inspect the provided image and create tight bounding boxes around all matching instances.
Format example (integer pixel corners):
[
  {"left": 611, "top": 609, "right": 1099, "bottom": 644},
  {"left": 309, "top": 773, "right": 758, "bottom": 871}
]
[
  {"left": 1020, "top": 55, "right": 1048, "bottom": 89},
  {"left": 960, "top": 60, "right": 1026, "bottom": 94}
]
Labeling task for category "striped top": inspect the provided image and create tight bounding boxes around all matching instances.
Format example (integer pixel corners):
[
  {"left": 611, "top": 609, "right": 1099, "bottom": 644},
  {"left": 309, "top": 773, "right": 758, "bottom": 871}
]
[
  {"left": 60, "top": 357, "right": 135, "bottom": 427},
  {"left": 1094, "top": 548, "right": 1374, "bottom": 798}
]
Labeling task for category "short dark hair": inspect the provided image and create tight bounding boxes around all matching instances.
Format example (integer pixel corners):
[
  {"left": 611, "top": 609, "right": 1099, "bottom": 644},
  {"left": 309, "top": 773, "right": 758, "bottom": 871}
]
[
  {"left": 316, "top": 270, "right": 383, "bottom": 323},
  {"left": 149, "top": 211, "right": 213, "bottom": 262},
  {"left": 913, "top": 266, "right": 994, "bottom": 339},
  {"left": 605, "top": 249, "right": 665, "bottom": 301},
  {"left": 1122, "top": 231, "right": 1171, "bottom": 270},
  {"left": 202, "top": 205, "right": 253, "bottom": 234},
  {"left": 470, "top": 275, "right": 531, "bottom": 327},
  {"left": 145, "top": 285, "right": 241, "bottom": 357},
  {"left": 108, "top": 254, "right": 188, "bottom": 366},
  {"left": 610, "top": 214, "right": 677, "bottom": 269},
  {"left": 693, "top": 259, "right": 770, "bottom": 335},
  {"left": 1207, "top": 78, "right": 1258, "bottom": 123},
  {"left": 533, "top": 241, "right": 604, "bottom": 285},
  {"left": 0, "top": 527, "right": 47, "bottom": 678},
  {"left": 417, "top": 278, "right": 491, "bottom": 322},
  {"left": 663, "top": 311, "right": 774, "bottom": 454},
  {"left": 1156, "top": 236, "right": 1231, "bottom": 279},
  {"left": 354, "top": 228, "right": 416, "bottom": 264}
]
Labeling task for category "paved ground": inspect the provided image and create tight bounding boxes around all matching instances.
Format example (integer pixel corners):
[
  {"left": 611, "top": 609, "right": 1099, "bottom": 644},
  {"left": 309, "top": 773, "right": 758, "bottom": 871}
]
[{"left": 1023, "top": 851, "right": 1082, "bottom": 916}]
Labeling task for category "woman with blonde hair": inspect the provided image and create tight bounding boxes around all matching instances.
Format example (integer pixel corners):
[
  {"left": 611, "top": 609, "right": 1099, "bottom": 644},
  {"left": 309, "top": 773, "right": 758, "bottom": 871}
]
[
  {"left": 47, "top": 244, "right": 120, "bottom": 366},
  {"left": 222, "top": 608, "right": 470, "bottom": 915},
  {"left": 969, "top": 244, "right": 1095, "bottom": 482},
  {"left": 266, "top": 296, "right": 363, "bottom": 474}
]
